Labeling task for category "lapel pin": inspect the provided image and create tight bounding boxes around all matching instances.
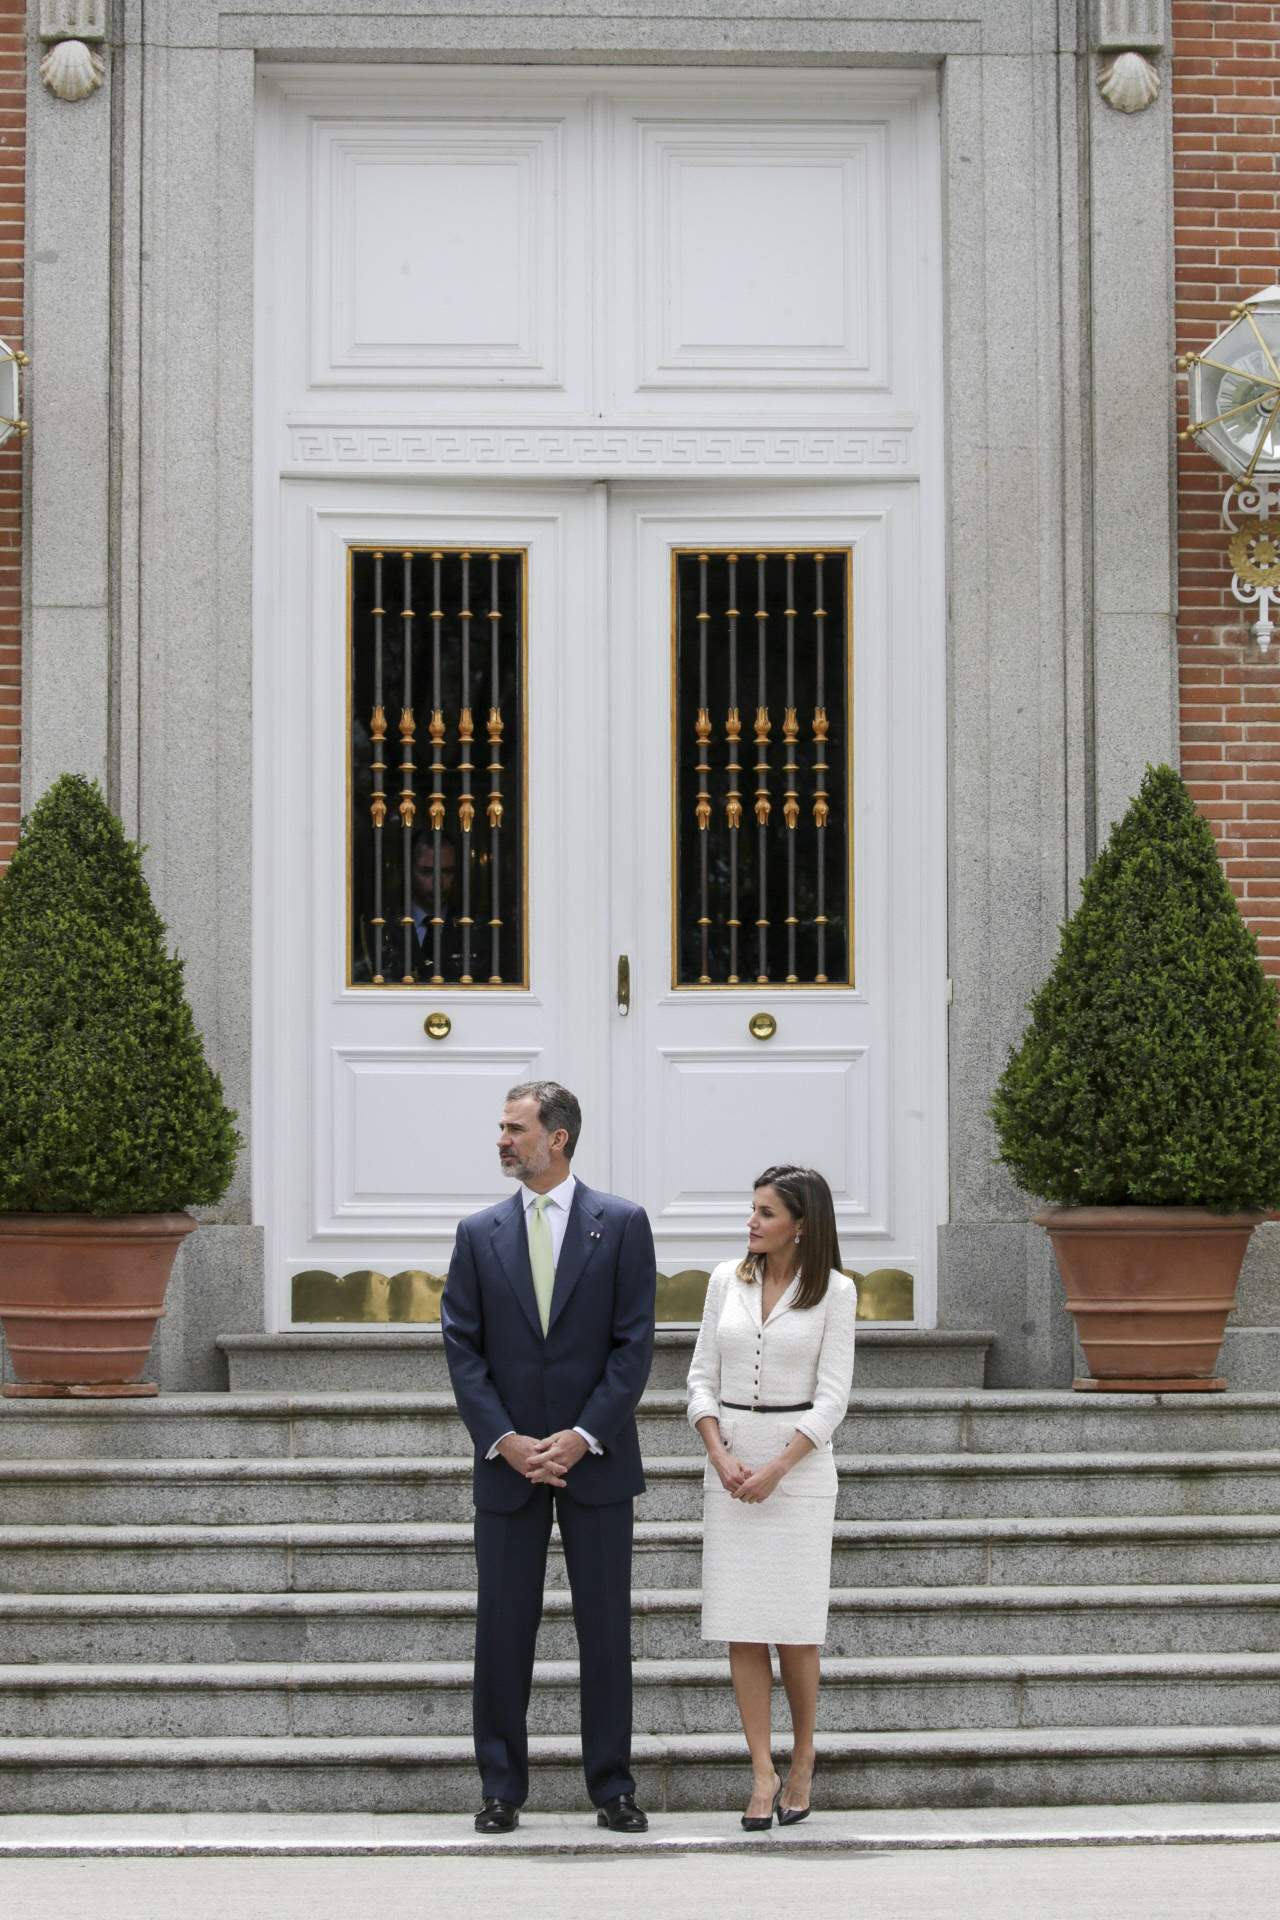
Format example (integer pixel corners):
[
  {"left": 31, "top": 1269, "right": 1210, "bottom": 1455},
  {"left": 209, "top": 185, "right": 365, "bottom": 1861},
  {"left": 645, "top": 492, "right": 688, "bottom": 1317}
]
[{"left": 589, "top": 1229, "right": 602, "bottom": 1240}]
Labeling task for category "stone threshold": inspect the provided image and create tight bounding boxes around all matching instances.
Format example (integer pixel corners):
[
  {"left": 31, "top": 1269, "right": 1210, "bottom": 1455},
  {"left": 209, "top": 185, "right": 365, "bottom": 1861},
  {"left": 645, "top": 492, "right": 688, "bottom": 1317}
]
[
  {"left": 218, "top": 1329, "right": 996, "bottom": 1349},
  {"left": 2, "top": 1804, "right": 1280, "bottom": 1858}
]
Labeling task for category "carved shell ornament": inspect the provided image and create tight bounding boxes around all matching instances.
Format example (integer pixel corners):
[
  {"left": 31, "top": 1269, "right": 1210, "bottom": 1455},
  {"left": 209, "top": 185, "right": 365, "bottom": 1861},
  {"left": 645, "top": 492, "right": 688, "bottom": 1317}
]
[
  {"left": 39, "top": 38, "right": 105, "bottom": 103},
  {"left": 1098, "top": 50, "right": 1161, "bottom": 114}
]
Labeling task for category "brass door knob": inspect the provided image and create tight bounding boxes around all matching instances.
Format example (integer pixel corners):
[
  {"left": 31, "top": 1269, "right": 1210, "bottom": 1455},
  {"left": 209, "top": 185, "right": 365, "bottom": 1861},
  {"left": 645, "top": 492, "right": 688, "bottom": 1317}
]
[
  {"left": 748, "top": 1011, "right": 777, "bottom": 1041},
  {"left": 424, "top": 1011, "right": 452, "bottom": 1040}
]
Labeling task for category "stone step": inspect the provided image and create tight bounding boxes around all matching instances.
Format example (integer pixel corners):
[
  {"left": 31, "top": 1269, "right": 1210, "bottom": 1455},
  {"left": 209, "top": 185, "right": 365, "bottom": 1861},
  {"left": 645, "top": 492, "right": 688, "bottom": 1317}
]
[
  {"left": 9, "top": 1391, "right": 1280, "bottom": 1461},
  {"left": 8, "top": 1515, "right": 1280, "bottom": 1594},
  {"left": 3, "top": 1582, "right": 1280, "bottom": 1665},
  {"left": 2, "top": 1451, "right": 1279, "bottom": 1527},
  {"left": 217, "top": 1329, "right": 995, "bottom": 1395},
  {"left": 5, "top": 1725, "right": 1280, "bottom": 1813},
  {"left": 5, "top": 1651, "right": 1280, "bottom": 1741}
]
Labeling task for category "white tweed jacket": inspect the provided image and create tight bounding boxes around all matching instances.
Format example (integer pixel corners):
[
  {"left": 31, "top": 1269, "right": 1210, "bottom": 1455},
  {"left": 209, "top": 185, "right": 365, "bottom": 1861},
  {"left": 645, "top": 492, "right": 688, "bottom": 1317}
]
[{"left": 686, "top": 1259, "right": 857, "bottom": 1452}]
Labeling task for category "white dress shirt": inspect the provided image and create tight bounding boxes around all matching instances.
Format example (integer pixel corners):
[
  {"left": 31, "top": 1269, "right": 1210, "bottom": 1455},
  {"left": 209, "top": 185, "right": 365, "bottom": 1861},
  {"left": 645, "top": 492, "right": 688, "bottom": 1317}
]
[
  {"left": 486, "top": 1171, "right": 603, "bottom": 1460},
  {"left": 520, "top": 1170, "right": 577, "bottom": 1263}
]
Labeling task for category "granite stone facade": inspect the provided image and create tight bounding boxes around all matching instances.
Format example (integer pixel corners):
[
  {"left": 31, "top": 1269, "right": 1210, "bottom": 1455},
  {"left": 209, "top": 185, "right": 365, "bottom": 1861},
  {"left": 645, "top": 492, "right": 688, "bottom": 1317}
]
[
  {"left": 0, "top": 1, "right": 22, "bottom": 864},
  {"left": 11, "top": 1, "right": 1275, "bottom": 1390}
]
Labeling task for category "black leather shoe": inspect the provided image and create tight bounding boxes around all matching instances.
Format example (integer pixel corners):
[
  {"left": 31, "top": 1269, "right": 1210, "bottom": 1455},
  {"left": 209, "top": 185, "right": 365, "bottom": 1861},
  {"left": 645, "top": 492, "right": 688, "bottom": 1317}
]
[
  {"left": 596, "top": 1792, "right": 649, "bottom": 1833},
  {"left": 475, "top": 1797, "right": 519, "bottom": 1834},
  {"left": 778, "top": 1755, "right": 816, "bottom": 1827},
  {"left": 741, "top": 1775, "right": 782, "bottom": 1832}
]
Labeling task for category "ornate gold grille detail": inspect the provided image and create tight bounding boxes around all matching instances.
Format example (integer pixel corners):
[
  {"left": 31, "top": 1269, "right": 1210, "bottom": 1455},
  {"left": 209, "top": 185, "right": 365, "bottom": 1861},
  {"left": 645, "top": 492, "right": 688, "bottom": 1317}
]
[
  {"left": 725, "top": 708, "right": 743, "bottom": 830},
  {"left": 487, "top": 707, "right": 504, "bottom": 830},
  {"left": 427, "top": 710, "right": 447, "bottom": 831},
  {"left": 350, "top": 547, "right": 527, "bottom": 989},
  {"left": 673, "top": 548, "right": 853, "bottom": 989},
  {"left": 694, "top": 709, "right": 713, "bottom": 831},
  {"left": 753, "top": 707, "right": 772, "bottom": 826},
  {"left": 782, "top": 707, "right": 800, "bottom": 830},
  {"left": 457, "top": 709, "right": 476, "bottom": 836},
  {"left": 812, "top": 707, "right": 830, "bottom": 829},
  {"left": 397, "top": 709, "right": 417, "bottom": 834}
]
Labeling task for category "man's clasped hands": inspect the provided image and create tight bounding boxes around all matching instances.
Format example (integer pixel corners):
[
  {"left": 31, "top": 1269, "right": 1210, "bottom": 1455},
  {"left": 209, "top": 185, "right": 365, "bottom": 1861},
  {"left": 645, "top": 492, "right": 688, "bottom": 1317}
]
[{"left": 496, "top": 1430, "right": 589, "bottom": 1487}]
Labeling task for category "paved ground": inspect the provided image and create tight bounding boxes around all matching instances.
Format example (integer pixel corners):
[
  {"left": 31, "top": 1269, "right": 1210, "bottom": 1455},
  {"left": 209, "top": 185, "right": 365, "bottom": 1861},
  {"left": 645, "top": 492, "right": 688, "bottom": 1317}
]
[
  {"left": 4, "top": 1803, "right": 1280, "bottom": 1857},
  {"left": 5, "top": 1842, "right": 1279, "bottom": 1919}
]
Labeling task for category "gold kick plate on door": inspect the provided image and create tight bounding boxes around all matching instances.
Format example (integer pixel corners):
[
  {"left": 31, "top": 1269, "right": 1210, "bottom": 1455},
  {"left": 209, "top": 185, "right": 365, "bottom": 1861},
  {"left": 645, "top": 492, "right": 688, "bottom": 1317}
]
[{"left": 617, "top": 955, "right": 631, "bottom": 1016}]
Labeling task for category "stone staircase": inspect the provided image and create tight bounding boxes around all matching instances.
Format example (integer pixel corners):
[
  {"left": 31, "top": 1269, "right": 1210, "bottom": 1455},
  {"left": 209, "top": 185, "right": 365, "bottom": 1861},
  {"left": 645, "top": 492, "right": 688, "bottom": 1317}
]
[{"left": 3, "top": 1335, "right": 1280, "bottom": 1813}]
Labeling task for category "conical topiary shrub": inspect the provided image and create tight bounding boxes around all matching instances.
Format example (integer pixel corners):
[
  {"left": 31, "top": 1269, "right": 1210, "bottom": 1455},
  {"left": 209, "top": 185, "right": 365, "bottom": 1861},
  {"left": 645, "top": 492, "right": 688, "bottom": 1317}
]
[
  {"left": 0, "top": 775, "right": 240, "bottom": 1214},
  {"left": 992, "top": 762, "right": 1280, "bottom": 1211},
  {"left": 992, "top": 763, "right": 1280, "bottom": 1390}
]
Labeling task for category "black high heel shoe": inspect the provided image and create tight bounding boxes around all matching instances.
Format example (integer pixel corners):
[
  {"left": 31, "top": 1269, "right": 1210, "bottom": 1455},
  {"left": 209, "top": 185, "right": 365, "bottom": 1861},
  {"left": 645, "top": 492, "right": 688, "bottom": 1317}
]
[
  {"left": 777, "top": 1755, "right": 816, "bottom": 1826},
  {"left": 740, "top": 1773, "right": 782, "bottom": 1831}
]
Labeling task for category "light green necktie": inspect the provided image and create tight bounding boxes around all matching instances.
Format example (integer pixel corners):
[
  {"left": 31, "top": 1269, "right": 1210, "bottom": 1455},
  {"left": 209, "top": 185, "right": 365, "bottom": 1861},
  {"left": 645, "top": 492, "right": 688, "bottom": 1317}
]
[{"left": 529, "top": 1194, "right": 556, "bottom": 1335}]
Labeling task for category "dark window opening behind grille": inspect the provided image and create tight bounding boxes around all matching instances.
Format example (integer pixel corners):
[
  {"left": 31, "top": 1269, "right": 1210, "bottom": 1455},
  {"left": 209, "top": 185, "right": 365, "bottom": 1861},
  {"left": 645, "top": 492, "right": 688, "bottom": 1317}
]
[
  {"left": 349, "top": 547, "right": 526, "bottom": 988},
  {"left": 674, "top": 549, "right": 852, "bottom": 988}
]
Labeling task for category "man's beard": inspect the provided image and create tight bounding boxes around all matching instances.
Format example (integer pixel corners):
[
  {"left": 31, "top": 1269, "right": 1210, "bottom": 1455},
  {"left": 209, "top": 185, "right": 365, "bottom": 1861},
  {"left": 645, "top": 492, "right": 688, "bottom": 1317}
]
[{"left": 500, "top": 1139, "right": 551, "bottom": 1181}]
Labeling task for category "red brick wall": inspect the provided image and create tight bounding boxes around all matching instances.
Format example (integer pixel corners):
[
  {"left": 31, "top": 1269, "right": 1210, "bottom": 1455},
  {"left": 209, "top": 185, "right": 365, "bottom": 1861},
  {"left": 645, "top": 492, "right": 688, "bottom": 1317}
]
[
  {"left": 0, "top": 2, "right": 22, "bottom": 867},
  {"left": 1173, "top": 0, "right": 1280, "bottom": 975}
]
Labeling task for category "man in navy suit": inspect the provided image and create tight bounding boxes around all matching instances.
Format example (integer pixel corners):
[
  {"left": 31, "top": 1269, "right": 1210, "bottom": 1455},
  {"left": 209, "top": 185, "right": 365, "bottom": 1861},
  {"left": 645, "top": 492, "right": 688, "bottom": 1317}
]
[{"left": 441, "top": 1079, "right": 657, "bottom": 1835}]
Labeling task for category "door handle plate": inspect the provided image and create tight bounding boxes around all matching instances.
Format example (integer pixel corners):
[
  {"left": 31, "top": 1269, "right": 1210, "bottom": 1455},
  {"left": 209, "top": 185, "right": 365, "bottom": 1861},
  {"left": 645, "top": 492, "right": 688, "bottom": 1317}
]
[{"left": 617, "top": 954, "right": 631, "bottom": 1016}]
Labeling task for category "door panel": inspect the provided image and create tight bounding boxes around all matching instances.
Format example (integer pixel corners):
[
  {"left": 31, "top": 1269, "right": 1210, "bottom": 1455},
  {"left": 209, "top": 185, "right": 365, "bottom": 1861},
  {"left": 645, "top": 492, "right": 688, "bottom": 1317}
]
[
  {"left": 264, "top": 484, "right": 608, "bottom": 1315},
  {"left": 609, "top": 485, "right": 937, "bottom": 1303}
]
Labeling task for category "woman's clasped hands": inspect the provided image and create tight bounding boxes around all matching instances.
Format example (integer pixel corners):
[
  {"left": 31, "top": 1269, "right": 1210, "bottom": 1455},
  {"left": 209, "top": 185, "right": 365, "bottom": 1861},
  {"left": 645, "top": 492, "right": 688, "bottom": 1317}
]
[{"left": 710, "top": 1444, "right": 787, "bottom": 1503}]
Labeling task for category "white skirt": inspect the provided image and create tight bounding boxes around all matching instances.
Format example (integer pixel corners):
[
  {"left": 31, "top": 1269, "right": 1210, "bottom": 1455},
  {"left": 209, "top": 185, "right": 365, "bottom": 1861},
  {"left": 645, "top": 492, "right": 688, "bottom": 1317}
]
[{"left": 699, "top": 1407, "right": 838, "bottom": 1647}]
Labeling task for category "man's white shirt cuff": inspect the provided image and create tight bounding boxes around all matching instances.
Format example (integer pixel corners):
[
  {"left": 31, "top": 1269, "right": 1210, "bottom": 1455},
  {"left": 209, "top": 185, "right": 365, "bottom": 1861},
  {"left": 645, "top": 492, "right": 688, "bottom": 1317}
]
[{"left": 487, "top": 1427, "right": 602, "bottom": 1459}]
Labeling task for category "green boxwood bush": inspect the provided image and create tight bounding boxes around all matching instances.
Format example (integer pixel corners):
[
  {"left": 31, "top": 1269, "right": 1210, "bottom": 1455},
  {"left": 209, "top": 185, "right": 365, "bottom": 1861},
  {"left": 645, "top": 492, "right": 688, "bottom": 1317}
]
[
  {"left": 992, "top": 763, "right": 1280, "bottom": 1212},
  {"left": 0, "top": 775, "right": 241, "bottom": 1214}
]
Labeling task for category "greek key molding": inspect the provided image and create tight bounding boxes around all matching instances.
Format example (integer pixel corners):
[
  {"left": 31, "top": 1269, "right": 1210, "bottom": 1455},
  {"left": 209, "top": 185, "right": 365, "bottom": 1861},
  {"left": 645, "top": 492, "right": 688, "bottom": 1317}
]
[{"left": 284, "top": 424, "right": 915, "bottom": 477}]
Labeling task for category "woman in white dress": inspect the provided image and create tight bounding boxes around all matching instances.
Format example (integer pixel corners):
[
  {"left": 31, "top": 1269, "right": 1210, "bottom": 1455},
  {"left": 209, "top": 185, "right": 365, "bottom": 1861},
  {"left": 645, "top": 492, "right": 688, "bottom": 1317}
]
[{"left": 686, "top": 1165, "right": 856, "bottom": 1829}]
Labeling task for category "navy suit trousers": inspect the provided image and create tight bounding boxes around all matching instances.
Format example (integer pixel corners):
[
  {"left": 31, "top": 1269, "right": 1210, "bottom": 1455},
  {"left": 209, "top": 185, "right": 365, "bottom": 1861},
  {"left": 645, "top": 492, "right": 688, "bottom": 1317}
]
[{"left": 473, "top": 1488, "right": 635, "bottom": 1807}]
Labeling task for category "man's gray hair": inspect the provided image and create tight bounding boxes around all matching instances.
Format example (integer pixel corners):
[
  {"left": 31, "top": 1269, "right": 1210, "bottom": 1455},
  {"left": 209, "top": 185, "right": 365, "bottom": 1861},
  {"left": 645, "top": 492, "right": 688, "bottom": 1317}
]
[{"left": 506, "top": 1080, "right": 583, "bottom": 1160}]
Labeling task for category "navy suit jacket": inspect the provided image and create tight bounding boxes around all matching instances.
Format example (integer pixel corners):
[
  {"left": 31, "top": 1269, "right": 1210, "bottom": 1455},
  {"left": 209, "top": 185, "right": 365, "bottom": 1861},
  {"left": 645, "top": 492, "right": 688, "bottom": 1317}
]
[{"left": 441, "top": 1180, "right": 657, "bottom": 1513}]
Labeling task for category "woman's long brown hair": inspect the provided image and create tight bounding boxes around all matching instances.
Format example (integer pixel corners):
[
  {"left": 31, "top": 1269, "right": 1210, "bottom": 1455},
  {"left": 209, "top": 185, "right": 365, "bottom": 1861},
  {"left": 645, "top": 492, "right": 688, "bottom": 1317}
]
[{"left": 736, "top": 1164, "right": 843, "bottom": 1310}]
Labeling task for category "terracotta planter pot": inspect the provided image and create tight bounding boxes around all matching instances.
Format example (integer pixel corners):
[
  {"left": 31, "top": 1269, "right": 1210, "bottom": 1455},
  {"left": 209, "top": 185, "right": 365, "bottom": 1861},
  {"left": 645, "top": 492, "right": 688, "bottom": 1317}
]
[
  {"left": 1035, "top": 1206, "right": 1261, "bottom": 1393},
  {"left": 0, "top": 1213, "right": 196, "bottom": 1398}
]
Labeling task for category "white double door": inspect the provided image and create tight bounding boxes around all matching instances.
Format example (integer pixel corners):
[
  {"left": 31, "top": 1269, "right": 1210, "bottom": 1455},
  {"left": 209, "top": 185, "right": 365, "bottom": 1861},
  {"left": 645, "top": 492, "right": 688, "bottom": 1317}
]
[{"left": 262, "top": 474, "right": 942, "bottom": 1319}]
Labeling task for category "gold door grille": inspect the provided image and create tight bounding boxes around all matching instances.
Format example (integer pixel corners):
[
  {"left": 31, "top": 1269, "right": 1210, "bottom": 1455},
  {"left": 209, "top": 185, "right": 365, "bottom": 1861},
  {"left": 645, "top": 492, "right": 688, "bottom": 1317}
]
[
  {"left": 673, "top": 549, "right": 853, "bottom": 988},
  {"left": 349, "top": 547, "right": 528, "bottom": 989}
]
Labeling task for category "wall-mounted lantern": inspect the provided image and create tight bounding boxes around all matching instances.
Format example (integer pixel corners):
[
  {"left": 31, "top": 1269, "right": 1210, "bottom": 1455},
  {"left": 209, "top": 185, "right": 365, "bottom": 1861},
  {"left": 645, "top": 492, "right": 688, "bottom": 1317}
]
[
  {"left": 0, "top": 340, "right": 28, "bottom": 448},
  {"left": 1180, "top": 285, "right": 1280, "bottom": 653}
]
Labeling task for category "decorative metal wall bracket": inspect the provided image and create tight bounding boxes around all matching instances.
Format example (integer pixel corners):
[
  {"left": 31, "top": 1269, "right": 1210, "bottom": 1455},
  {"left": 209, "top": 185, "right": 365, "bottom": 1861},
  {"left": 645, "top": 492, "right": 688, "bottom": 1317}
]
[
  {"left": 1224, "top": 482, "right": 1280, "bottom": 655},
  {"left": 38, "top": 1, "right": 106, "bottom": 103}
]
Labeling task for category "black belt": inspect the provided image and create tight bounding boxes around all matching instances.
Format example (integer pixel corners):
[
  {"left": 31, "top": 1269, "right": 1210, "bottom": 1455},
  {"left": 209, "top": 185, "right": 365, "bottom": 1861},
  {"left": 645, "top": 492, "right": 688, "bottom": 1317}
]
[{"left": 721, "top": 1400, "right": 813, "bottom": 1413}]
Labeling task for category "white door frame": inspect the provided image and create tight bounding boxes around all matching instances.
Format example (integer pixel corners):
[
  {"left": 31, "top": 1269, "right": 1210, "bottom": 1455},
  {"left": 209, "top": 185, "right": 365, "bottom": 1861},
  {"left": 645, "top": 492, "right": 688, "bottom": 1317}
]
[{"left": 252, "top": 63, "right": 946, "bottom": 1331}]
